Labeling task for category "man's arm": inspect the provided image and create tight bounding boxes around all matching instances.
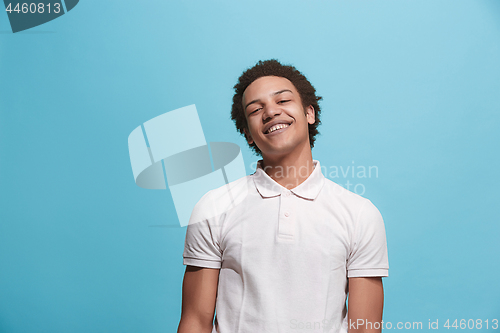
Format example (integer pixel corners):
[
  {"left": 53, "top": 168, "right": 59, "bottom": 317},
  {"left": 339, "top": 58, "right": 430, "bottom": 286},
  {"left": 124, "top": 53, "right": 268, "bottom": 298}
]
[
  {"left": 177, "top": 265, "right": 220, "bottom": 333},
  {"left": 347, "top": 277, "right": 384, "bottom": 333}
]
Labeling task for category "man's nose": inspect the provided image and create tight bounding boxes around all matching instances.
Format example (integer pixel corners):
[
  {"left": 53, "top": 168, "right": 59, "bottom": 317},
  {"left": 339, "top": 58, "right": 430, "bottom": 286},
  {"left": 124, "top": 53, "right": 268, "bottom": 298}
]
[{"left": 263, "top": 103, "right": 282, "bottom": 120}]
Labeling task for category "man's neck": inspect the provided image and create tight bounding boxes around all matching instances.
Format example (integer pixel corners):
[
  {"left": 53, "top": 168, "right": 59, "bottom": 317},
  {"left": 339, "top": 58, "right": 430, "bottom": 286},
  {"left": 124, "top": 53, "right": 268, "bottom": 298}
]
[{"left": 260, "top": 145, "right": 315, "bottom": 190}]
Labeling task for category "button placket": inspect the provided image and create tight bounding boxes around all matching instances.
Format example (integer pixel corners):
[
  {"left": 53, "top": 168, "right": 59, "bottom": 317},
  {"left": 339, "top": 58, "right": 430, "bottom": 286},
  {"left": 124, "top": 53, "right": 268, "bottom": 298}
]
[{"left": 278, "top": 190, "right": 295, "bottom": 238}]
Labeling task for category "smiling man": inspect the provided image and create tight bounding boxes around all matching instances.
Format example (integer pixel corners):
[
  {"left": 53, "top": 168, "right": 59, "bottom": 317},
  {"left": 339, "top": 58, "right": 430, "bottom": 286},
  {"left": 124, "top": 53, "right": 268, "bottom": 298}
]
[{"left": 177, "top": 60, "right": 389, "bottom": 333}]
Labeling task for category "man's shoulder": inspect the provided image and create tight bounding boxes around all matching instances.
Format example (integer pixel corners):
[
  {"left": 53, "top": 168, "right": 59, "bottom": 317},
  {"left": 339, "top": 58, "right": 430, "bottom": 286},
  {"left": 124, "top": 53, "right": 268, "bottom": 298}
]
[
  {"left": 203, "top": 173, "right": 253, "bottom": 201},
  {"left": 189, "top": 174, "right": 253, "bottom": 225},
  {"left": 321, "top": 177, "right": 371, "bottom": 208},
  {"left": 320, "top": 178, "right": 384, "bottom": 231}
]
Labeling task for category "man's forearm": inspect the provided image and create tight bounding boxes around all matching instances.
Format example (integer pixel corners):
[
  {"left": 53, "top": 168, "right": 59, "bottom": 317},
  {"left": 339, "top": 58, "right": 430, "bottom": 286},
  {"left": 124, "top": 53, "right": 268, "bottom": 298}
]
[{"left": 177, "top": 317, "right": 213, "bottom": 333}]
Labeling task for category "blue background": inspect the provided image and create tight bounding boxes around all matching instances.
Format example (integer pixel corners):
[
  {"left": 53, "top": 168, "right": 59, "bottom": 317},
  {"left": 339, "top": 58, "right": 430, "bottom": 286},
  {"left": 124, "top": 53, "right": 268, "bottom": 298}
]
[{"left": 1, "top": 0, "right": 499, "bottom": 332}]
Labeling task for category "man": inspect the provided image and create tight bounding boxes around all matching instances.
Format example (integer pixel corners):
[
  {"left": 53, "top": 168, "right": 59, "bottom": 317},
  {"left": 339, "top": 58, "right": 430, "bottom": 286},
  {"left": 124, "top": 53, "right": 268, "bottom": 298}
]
[{"left": 177, "top": 59, "right": 389, "bottom": 333}]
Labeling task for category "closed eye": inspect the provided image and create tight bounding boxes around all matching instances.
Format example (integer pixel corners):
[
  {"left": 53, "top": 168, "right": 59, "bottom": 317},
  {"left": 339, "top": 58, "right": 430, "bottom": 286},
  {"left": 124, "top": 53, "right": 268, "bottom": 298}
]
[
  {"left": 249, "top": 108, "right": 262, "bottom": 115},
  {"left": 278, "top": 100, "right": 290, "bottom": 104}
]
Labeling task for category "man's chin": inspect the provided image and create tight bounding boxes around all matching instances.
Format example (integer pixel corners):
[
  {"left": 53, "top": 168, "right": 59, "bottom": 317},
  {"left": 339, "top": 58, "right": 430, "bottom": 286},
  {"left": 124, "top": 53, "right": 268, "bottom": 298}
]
[{"left": 259, "top": 144, "right": 296, "bottom": 158}]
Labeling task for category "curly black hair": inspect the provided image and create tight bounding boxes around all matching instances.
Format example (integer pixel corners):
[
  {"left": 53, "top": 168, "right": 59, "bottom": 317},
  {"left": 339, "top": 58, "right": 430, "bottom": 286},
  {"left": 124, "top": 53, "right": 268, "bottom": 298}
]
[{"left": 231, "top": 59, "right": 322, "bottom": 156}]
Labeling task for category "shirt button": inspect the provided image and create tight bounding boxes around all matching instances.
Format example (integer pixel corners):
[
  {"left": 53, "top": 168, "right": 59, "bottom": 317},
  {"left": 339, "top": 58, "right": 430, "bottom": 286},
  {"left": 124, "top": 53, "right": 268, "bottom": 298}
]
[{"left": 284, "top": 212, "right": 290, "bottom": 217}]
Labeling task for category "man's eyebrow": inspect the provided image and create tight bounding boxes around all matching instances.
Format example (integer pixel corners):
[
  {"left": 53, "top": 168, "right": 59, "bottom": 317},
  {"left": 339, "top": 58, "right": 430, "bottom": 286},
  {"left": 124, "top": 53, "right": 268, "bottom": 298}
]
[
  {"left": 244, "top": 89, "right": 294, "bottom": 111},
  {"left": 273, "top": 89, "right": 293, "bottom": 96}
]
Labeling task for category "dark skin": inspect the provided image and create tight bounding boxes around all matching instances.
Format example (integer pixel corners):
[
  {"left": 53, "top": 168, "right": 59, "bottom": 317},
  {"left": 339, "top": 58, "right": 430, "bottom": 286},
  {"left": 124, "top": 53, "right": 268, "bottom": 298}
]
[{"left": 177, "top": 266, "right": 219, "bottom": 333}]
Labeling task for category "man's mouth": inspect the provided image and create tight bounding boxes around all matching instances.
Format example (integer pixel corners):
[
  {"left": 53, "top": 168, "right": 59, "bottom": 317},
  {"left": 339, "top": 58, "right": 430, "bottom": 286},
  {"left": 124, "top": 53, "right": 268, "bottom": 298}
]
[{"left": 265, "top": 122, "right": 291, "bottom": 134}]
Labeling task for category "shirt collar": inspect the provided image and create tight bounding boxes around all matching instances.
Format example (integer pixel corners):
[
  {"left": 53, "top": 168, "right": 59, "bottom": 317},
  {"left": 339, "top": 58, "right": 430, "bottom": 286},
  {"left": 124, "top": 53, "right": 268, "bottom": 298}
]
[{"left": 252, "top": 159, "right": 325, "bottom": 200}]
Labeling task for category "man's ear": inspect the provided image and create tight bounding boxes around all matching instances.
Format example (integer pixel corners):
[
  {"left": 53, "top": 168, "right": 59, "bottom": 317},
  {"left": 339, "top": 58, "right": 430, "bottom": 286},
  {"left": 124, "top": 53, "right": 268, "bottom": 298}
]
[
  {"left": 243, "top": 128, "right": 254, "bottom": 145},
  {"left": 305, "top": 105, "right": 315, "bottom": 125}
]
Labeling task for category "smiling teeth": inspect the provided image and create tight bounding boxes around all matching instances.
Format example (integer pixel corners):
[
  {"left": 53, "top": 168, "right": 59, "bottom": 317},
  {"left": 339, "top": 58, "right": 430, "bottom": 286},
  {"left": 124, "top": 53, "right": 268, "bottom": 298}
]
[{"left": 267, "top": 123, "right": 289, "bottom": 133}]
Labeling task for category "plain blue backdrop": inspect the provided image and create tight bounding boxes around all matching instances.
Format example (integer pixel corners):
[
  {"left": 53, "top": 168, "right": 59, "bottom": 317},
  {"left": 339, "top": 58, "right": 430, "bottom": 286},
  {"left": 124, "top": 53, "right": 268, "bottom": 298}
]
[{"left": 1, "top": 0, "right": 499, "bottom": 332}]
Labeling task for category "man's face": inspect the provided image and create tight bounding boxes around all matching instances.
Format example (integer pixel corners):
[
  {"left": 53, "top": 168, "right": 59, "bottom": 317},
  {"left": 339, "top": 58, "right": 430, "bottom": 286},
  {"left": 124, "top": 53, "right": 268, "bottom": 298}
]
[{"left": 242, "top": 76, "right": 315, "bottom": 158}]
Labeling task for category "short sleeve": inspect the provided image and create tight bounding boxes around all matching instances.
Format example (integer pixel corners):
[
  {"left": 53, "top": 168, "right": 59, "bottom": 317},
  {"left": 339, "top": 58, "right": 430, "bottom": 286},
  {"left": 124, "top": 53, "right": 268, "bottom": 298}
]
[
  {"left": 183, "top": 191, "right": 223, "bottom": 269},
  {"left": 346, "top": 199, "right": 389, "bottom": 278}
]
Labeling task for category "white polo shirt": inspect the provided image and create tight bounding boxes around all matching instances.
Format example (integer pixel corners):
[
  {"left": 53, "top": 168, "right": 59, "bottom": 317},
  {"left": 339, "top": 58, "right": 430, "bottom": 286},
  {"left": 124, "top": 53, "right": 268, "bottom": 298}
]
[{"left": 183, "top": 160, "right": 389, "bottom": 333}]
